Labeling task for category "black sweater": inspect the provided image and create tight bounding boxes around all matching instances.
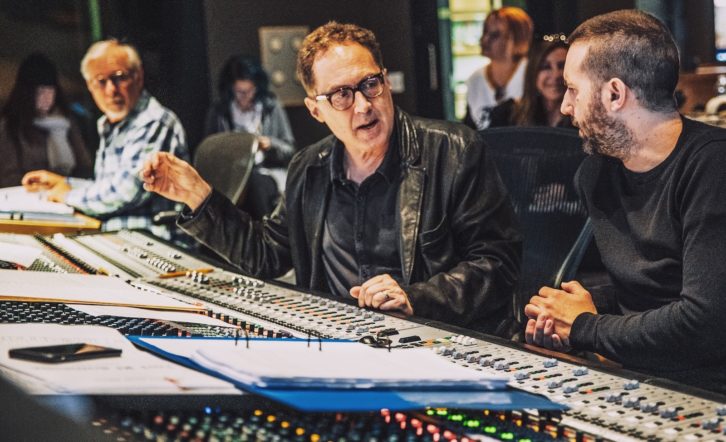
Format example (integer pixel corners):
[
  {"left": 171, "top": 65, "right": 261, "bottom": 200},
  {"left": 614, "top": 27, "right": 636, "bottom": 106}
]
[{"left": 572, "top": 117, "right": 726, "bottom": 393}]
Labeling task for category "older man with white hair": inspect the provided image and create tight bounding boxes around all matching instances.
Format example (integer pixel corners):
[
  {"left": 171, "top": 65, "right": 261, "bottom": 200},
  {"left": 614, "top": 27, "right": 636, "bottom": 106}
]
[{"left": 22, "top": 39, "right": 188, "bottom": 238}]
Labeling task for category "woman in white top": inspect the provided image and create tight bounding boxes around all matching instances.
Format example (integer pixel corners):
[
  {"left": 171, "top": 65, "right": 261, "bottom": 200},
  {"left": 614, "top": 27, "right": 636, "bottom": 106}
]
[{"left": 464, "top": 7, "right": 534, "bottom": 130}]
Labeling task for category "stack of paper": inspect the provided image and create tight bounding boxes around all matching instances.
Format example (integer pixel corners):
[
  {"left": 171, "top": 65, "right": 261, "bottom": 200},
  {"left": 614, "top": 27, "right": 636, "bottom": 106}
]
[
  {"left": 140, "top": 338, "right": 509, "bottom": 390},
  {"left": 0, "top": 186, "right": 75, "bottom": 215}
]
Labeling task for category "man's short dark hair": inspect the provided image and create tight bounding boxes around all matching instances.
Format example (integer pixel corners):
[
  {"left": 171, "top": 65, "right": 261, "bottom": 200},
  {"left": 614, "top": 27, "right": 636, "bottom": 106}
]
[
  {"left": 568, "top": 9, "right": 679, "bottom": 112},
  {"left": 296, "top": 21, "right": 383, "bottom": 95}
]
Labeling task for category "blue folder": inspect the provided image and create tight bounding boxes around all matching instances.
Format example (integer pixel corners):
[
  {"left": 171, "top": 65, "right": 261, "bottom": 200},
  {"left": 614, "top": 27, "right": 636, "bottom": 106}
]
[{"left": 129, "top": 336, "right": 566, "bottom": 413}]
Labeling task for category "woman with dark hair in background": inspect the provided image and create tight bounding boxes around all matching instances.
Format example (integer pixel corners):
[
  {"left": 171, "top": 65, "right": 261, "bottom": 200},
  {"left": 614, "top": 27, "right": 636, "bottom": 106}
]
[
  {"left": 464, "top": 6, "right": 534, "bottom": 130},
  {"left": 205, "top": 55, "right": 295, "bottom": 218},
  {"left": 0, "top": 53, "right": 92, "bottom": 188},
  {"left": 489, "top": 38, "right": 573, "bottom": 128}
]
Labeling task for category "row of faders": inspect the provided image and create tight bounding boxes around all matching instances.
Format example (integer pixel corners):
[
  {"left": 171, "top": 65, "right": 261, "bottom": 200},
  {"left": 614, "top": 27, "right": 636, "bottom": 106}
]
[
  {"left": 434, "top": 334, "right": 726, "bottom": 441},
  {"left": 142, "top": 269, "right": 455, "bottom": 345}
]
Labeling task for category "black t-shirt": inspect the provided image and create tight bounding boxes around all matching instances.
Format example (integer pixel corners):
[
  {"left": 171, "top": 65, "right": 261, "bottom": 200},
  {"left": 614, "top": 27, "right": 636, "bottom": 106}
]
[{"left": 572, "top": 117, "right": 726, "bottom": 393}]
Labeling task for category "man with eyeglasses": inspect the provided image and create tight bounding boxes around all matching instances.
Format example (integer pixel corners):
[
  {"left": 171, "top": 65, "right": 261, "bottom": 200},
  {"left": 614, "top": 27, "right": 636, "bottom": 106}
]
[
  {"left": 141, "top": 22, "right": 521, "bottom": 335},
  {"left": 22, "top": 39, "right": 188, "bottom": 239}
]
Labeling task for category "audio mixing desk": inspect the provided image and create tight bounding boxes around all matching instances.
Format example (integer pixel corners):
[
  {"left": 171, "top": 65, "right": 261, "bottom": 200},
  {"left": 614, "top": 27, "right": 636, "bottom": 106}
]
[{"left": 0, "top": 230, "right": 724, "bottom": 441}]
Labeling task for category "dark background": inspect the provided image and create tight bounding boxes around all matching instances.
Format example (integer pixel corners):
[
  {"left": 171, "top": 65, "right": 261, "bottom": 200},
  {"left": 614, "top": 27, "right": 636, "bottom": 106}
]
[{"left": 0, "top": 0, "right": 718, "bottom": 156}]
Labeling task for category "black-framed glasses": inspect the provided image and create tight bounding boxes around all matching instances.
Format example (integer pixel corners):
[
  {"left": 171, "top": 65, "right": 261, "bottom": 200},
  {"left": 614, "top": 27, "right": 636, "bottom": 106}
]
[
  {"left": 89, "top": 70, "right": 134, "bottom": 90},
  {"left": 315, "top": 71, "right": 386, "bottom": 111}
]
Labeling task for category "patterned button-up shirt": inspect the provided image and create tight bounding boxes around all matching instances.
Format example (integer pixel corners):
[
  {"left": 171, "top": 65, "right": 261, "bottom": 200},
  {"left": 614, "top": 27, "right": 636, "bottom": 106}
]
[{"left": 65, "top": 91, "right": 189, "bottom": 239}]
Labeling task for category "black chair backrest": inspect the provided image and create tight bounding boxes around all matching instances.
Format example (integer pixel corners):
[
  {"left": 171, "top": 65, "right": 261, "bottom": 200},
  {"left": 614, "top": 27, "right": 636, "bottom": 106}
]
[
  {"left": 193, "top": 132, "right": 258, "bottom": 205},
  {"left": 480, "top": 126, "right": 591, "bottom": 323}
]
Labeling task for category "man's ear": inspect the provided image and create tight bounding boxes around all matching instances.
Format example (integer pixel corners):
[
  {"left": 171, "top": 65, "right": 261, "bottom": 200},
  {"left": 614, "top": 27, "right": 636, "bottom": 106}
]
[
  {"left": 604, "top": 78, "right": 627, "bottom": 111},
  {"left": 304, "top": 97, "right": 325, "bottom": 123}
]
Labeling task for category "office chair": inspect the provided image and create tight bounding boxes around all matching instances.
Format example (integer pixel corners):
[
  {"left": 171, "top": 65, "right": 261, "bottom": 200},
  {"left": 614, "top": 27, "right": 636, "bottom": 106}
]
[
  {"left": 193, "top": 132, "right": 259, "bottom": 205},
  {"left": 480, "top": 126, "right": 594, "bottom": 325},
  {"left": 153, "top": 132, "right": 258, "bottom": 225}
]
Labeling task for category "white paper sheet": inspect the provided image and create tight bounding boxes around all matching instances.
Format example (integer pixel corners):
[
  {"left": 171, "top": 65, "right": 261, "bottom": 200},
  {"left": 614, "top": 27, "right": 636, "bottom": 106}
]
[
  {"left": 0, "top": 242, "right": 43, "bottom": 267},
  {"left": 0, "top": 186, "right": 74, "bottom": 215},
  {"left": 0, "top": 269, "right": 202, "bottom": 312},
  {"left": 70, "top": 305, "right": 237, "bottom": 328},
  {"left": 0, "top": 324, "right": 238, "bottom": 395}
]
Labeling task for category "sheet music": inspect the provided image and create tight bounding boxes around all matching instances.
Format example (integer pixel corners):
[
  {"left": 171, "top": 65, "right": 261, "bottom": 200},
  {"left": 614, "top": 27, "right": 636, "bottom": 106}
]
[
  {"left": 0, "top": 186, "right": 74, "bottom": 215},
  {"left": 0, "top": 324, "right": 238, "bottom": 395},
  {"left": 0, "top": 269, "right": 203, "bottom": 312}
]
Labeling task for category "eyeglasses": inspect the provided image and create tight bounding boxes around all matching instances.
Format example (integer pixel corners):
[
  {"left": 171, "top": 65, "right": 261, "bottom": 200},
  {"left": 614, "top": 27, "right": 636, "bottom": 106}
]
[
  {"left": 88, "top": 70, "right": 134, "bottom": 90},
  {"left": 314, "top": 71, "right": 386, "bottom": 111}
]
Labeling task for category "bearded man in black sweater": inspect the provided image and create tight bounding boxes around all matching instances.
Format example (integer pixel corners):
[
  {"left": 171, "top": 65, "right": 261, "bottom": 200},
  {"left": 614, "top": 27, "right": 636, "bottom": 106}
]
[{"left": 524, "top": 9, "right": 726, "bottom": 394}]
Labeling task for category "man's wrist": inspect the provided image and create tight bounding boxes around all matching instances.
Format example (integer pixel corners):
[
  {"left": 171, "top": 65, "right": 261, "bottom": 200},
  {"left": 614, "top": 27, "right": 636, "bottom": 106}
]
[{"left": 186, "top": 183, "right": 213, "bottom": 212}]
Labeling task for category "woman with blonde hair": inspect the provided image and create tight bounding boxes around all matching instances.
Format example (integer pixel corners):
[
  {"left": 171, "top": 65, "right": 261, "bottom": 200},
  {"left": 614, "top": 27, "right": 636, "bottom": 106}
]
[{"left": 464, "top": 7, "right": 534, "bottom": 130}]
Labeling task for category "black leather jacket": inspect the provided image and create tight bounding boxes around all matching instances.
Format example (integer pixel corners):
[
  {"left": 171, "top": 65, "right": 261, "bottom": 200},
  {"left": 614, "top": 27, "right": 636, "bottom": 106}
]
[{"left": 181, "top": 108, "right": 522, "bottom": 335}]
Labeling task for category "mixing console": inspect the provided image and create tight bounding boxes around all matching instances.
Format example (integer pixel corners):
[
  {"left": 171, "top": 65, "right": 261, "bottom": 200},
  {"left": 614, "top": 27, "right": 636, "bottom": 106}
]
[{"left": 1, "top": 229, "right": 724, "bottom": 441}]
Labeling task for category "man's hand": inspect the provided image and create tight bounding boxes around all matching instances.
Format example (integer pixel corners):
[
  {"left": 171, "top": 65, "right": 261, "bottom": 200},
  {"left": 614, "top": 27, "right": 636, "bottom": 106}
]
[
  {"left": 524, "top": 281, "right": 596, "bottom": 350},
  {"left": 140, "top": 152, "right": 213, "bottom": 211},
  {"left": 350, "top": 274, "right": 413, "bottom": 315},
  {"left": 21, "top": 170, "right": 64, "bottom": 192}
]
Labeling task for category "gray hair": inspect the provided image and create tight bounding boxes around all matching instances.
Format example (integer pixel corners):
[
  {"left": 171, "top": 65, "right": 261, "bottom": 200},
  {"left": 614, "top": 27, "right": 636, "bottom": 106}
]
[{"left": 80, "top": 39, "right": 142, "bottom": 80}]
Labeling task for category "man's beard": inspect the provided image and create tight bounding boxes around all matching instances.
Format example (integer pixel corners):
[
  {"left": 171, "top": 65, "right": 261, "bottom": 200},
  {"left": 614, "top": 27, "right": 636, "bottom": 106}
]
[{"left": 575, "top": 95, "right": 635, "bottom": 161}]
